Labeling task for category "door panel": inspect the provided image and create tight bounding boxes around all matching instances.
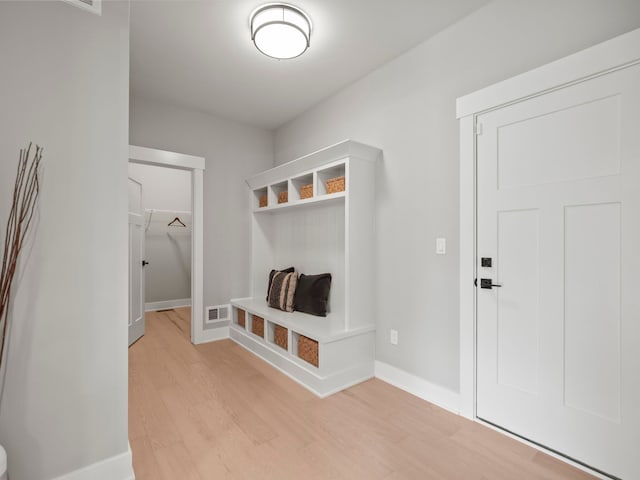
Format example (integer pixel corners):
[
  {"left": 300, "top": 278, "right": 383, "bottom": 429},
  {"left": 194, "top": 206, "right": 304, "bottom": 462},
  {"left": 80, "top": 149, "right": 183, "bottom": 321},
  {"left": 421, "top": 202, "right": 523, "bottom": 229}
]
[
  {"left": 496, "top": 208, "right": 539, "bottom": 395},
  {"left": 564, "top": 202, "right": 621, "bottom": 422},
  {"left": 496, "top": 94, "right": 621, "bottom": 189},
  {"left": 476, "top": 64, "right": 640, "bottom": 479}
]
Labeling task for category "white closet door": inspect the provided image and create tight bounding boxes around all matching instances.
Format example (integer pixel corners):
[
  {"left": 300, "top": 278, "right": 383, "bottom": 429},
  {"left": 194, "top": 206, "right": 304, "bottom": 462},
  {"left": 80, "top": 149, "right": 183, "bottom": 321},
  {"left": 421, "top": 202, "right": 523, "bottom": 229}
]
[
  {"left": 128, "top": 177, "right": 145, "bottom": 346},
  {"left": 476, "top": 64, "right": 640, "bottom": 479}
]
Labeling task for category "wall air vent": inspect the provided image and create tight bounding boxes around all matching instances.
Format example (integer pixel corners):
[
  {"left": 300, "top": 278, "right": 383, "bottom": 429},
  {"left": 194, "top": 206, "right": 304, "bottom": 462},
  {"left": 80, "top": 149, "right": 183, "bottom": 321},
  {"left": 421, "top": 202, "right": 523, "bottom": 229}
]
[
  {"left": 205, "top": 304, "right": 230, "bottom": 327},
  {"left": 62, "top": 0, "right": 102, "bottom": 15}
]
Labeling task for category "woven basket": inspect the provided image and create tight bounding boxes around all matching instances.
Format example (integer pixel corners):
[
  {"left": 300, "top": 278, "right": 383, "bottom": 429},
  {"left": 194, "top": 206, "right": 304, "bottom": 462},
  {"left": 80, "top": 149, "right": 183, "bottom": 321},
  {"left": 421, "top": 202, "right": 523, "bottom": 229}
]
[
  {"left": 300, "top": 184, "right": 313, "bottom": 199},
  {"left": 237, "top": 309, "right": 245, "bottom": 328},
  {"left": 259, "top": 195, "right": 268, "bottom": 208},
  {"left": 326, "top": 176, "right": 345, "bottom": 194},
  {"left": 298, "top": 335, "right": 318, "bottom": 367},
  {"left": 274, "top": 324, "right": 288, "bottom": 350},
  {"left": 278, "top": 191, "right": 288, "bottom": 204},
  {"left": 252, "top": 315, "right": 265, "bottom": 338}
]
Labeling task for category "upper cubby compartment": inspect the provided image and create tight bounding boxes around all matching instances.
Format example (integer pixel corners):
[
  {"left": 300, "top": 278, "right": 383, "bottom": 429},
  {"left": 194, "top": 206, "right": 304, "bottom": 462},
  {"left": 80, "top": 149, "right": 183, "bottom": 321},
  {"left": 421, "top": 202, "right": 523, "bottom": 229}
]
[
  {"left": 317, "top": 162, "right": 346, "bottom": 196},
  {"left": 290, "top": 173, "right": 314, "bottom": 202},
  {"left": 269, "top": 180, "right": 288, "bottom": 205},
  {"left": 253, "top": 186, "right": 268, "bottom": 209}
]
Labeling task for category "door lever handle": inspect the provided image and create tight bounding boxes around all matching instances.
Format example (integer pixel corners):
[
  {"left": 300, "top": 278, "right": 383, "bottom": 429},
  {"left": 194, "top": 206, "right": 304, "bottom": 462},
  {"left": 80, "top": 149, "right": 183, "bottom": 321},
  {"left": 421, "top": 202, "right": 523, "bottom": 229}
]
[
  {"left": 480, "top": 278, "right": 502, "bottom": 289},
  {"left": 142, "top": 260, "right": 149, "bottom": 267}
]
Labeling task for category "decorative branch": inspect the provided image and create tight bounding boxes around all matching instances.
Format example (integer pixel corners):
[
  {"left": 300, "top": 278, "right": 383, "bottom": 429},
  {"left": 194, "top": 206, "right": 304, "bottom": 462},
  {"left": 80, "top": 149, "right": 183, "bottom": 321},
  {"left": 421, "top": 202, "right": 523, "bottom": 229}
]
[{"left": 0, "top": 143, "right": 42, "bottom": 371}]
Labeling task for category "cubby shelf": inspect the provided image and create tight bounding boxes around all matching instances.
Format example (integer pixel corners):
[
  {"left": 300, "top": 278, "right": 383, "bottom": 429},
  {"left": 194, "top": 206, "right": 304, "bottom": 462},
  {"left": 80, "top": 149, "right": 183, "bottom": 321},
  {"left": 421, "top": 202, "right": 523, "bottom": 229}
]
[
  {"left": 231, "top": 297, "right": 374, "bottom": 343},
  {"left": 231, "top": 140, "right": 381, "bottom": 397},
  {"left": 253, "top": 191, "right": 345, "bottom": 213}
]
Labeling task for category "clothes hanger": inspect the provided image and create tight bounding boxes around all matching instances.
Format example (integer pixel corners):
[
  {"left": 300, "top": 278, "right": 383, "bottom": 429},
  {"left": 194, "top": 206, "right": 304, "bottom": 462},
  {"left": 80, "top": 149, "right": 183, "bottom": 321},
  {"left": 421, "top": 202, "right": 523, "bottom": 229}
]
[{"left": 168, "top": 216, "right": 186, "bottom": 227}]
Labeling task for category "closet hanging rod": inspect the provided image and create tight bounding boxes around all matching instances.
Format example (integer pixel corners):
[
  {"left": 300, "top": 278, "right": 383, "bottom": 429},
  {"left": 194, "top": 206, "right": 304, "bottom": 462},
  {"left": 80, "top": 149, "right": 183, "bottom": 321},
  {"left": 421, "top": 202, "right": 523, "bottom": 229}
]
[{"left": 144, "top": 208, "right": 191, "bottom": 215}]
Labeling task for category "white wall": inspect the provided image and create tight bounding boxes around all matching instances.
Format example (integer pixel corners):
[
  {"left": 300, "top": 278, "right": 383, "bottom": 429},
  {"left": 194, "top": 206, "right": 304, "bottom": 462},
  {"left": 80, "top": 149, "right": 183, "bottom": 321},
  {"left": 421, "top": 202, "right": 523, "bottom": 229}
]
[
  {"left": 274, "top": 0, "right": 640, "bottom": 393},
  {"left": 0, "top": 1, "right": 130, "bottom": 479},
  {"left": 128, "top": 163, "right": 191, "bottom": 304},
  {"left": 129, "top": 96, "right": 274, "bottom": 319},
  {"left": 128, "top": 162, "right": 191, "bottom": 212}
]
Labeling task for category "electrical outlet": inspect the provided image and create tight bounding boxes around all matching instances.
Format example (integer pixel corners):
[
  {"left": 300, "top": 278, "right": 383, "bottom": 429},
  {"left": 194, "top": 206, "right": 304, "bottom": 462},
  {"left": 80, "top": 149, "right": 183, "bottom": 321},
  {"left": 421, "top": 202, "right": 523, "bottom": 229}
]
[
  {"left": 436, "top": 237, "right": 446, "bottom": 255},
  {"left": 390, "top": 329, "right": 398, "bottom": 345}
]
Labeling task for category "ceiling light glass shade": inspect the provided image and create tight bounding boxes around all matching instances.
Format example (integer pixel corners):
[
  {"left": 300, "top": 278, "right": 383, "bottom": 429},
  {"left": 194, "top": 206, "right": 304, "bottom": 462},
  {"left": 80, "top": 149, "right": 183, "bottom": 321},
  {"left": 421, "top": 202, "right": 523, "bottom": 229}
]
[{"left": 250, "top": 3, "right": 312, "bottom": 59}]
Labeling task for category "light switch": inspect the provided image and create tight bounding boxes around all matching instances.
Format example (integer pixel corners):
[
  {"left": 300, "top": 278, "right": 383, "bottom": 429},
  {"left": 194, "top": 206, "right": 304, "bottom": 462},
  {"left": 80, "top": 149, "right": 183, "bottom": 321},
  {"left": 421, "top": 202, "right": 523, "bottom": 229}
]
[{"left": 436, "top": 238, "right": 446, "bottom": 255}]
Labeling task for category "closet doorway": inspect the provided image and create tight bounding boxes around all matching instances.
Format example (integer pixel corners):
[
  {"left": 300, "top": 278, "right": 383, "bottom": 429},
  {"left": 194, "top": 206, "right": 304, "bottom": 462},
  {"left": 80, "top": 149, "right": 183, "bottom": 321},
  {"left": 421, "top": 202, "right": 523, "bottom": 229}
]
[
  {"left": 128, "top": 146, "right": 205, "bottom": 344},
  {"left": 129, "top": 163, "right": 191, "bottom": 312}
]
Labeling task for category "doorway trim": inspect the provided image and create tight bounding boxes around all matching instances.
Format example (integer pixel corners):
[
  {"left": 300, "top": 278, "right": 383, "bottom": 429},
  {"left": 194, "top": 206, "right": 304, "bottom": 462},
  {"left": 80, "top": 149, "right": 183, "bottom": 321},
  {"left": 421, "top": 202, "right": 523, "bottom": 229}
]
[
  {"left": 457, "top": 28, "right": 640, "bottom": 420},
  {"left": 128, "top": 145, "right": 207, "bottom": 344}
]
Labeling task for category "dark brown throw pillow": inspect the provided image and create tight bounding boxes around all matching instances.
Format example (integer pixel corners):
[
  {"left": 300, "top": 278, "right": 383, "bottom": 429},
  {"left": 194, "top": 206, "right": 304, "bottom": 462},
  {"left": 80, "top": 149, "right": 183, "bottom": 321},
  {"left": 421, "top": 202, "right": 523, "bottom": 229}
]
[
  {"left": 268, "top": 271, "right": 298, "bottom": 312},
  {"left": 293, "top": 273, "right": 332, "bottom": 317},
  {"left": 266, "top": 267, "right": 295, "bottom": 301}
]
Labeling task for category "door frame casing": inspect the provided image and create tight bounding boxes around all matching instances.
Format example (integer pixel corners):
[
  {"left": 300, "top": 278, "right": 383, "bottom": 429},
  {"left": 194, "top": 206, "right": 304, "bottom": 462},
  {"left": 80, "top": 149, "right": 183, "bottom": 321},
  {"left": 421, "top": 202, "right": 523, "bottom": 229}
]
[
  {"left": 457, "top": 28, "right": 640, "bottom": 420},
  {"left": 128, "top": 145, "right": 207, "bottom": 344}
]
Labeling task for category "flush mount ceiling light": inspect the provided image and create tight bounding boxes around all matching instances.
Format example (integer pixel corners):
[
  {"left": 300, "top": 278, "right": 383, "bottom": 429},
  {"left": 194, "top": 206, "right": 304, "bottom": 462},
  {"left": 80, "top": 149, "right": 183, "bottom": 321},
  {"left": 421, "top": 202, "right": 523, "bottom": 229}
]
[{"left": 250, "top": 3, "right": 312, "bottom": 60}]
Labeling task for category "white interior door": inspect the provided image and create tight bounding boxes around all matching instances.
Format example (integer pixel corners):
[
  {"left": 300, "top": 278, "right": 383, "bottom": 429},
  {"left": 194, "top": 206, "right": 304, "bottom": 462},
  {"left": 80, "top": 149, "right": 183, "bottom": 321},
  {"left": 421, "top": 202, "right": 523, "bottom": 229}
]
[
  {"left": 476, "top": 64, "right": 640, "bottom": 479},
  {"left": 128, "top": 177, "right": 145, "bottom": 346}
]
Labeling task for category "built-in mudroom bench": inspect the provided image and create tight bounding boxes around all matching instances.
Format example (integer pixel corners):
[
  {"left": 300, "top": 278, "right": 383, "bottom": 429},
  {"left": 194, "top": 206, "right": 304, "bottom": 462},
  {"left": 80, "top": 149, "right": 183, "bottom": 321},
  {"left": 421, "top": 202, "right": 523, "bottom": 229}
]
[{"left": 230, "top": 140, "right": 381, "bottom": 397}]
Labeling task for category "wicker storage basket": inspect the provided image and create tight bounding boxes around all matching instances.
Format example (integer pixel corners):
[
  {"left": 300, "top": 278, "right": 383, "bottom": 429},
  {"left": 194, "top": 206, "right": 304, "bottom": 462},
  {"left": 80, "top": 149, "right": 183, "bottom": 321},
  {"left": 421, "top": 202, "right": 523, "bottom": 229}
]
[
  {"left": 298, "top": 335, "right": 319, "bottom": 367},
  {"left": 237, "top": 309, "right": 246, "bottom": 328},
  {"left": 326, "top": 176, "right": 345, "bottom": 194},
  {"left": 252, "top": 315, "right": 265, "bottom": 338},
  {"left": 259, "top": 195, "right": 268, "bottom": 208},
  {"left": 278, "top": 191, "right": 288, "bottom": 204},
  {"left": 300, "top": 184, "right": 313, "bottom": 199},
  {"left": 274, "top": 324, "right": 288, "bottom": 350}
]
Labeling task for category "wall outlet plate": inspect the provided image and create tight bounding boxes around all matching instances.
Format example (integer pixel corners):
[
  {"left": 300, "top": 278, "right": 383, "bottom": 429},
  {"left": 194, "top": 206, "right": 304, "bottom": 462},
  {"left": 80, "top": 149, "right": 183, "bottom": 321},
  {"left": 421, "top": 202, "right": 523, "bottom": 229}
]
[{"left": 390, "top": 329, "right": 398, "bottom": 345}]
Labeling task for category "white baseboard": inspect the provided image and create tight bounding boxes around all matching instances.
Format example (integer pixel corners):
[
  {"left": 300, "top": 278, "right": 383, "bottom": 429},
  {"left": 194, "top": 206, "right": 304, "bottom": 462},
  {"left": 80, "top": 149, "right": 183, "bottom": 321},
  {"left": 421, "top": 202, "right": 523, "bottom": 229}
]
[
  {"left": 374, "top": 361, "right": 461, "bottom": 415},
  {"left": 145, "top": 298, "right": 191, "bottom": 312},
  {"left": 52, "top": 446, "right": 134, "bottom": 480},
  {"left": 194, "top": 325, "right": 230, "bottom": 344}
]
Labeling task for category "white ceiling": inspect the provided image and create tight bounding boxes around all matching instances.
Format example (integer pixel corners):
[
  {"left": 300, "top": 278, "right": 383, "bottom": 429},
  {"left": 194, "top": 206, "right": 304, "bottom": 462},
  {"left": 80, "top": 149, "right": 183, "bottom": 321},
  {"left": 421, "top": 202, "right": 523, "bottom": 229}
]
[{"left": 130, "top": 0, "right": 490, "bottom": 130}]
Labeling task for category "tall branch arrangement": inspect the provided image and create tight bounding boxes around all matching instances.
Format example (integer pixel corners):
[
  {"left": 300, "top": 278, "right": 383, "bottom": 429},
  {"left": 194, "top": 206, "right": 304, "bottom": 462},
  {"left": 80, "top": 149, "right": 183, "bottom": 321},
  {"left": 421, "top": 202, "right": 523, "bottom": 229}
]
[{"left": 0, "top": 143, "right": 42, "bottom": 370}]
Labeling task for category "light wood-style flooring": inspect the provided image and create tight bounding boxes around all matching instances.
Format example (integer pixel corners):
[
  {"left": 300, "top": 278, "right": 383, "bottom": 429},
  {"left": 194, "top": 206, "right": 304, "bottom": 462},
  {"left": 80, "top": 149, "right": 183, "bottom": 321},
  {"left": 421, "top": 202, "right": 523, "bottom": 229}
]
[{"left": 129, "top": 308, "right": 595, "bottom": 479}]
